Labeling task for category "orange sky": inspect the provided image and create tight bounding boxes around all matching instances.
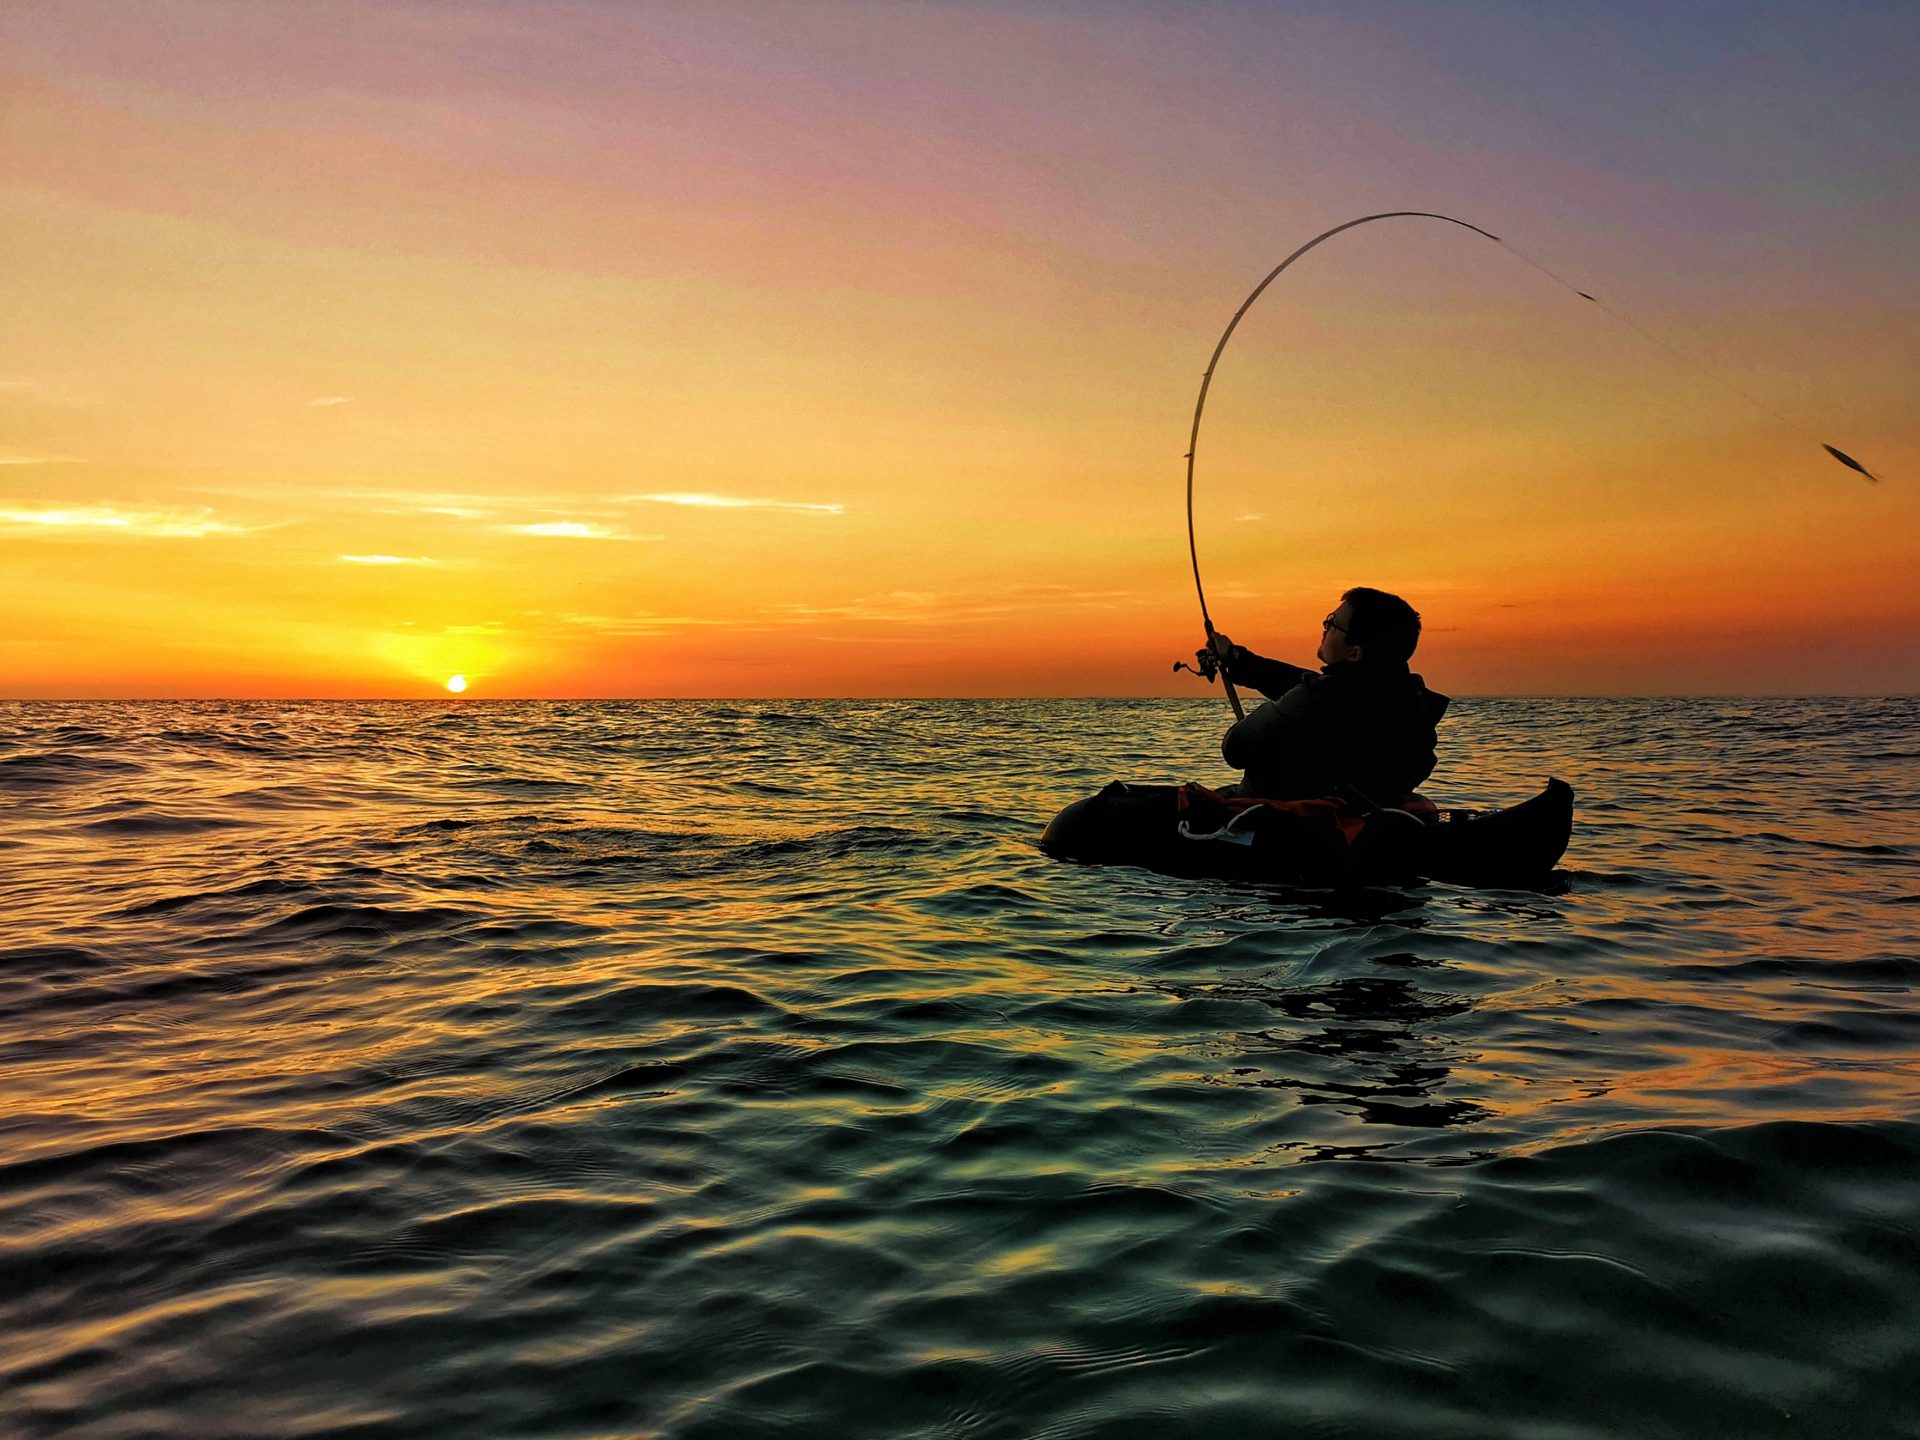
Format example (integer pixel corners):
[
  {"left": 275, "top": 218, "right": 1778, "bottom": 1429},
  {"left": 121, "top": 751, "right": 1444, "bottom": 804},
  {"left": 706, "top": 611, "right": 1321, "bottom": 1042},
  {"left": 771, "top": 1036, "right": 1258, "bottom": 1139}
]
[{"left": 3, "top": 2, "right": 1917, "bottom": 697}]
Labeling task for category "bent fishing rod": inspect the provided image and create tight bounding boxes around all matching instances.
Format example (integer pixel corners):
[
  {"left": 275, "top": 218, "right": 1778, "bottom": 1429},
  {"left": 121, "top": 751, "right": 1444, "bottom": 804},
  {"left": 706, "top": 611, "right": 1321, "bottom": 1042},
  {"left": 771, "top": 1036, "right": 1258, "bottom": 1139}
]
[{"left": 1176, "top": 210, "right": 1885, "bottom": 720}]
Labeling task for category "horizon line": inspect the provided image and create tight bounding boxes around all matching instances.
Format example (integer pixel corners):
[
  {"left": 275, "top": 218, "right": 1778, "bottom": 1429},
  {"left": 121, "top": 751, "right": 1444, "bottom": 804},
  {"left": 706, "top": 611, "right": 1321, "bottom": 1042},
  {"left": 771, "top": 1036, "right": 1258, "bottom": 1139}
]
[{"left": 4, "top": 693, "right": 1915, "bottom": 704}]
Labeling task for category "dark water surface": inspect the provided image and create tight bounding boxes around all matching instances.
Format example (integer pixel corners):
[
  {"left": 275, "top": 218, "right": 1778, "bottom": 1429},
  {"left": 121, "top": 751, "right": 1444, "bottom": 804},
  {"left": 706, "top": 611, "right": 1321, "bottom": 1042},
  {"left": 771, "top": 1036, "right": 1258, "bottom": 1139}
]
[{"left": 4, "top": 698, "right": 1919, "bottom": 1439}]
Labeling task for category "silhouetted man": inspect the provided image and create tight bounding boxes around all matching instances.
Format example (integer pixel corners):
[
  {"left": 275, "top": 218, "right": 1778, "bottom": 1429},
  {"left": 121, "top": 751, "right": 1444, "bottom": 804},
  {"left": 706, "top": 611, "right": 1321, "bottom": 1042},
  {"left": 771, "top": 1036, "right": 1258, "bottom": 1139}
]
[{"left": 1200, "top": 586, "right": 1448, "bottom": 805}]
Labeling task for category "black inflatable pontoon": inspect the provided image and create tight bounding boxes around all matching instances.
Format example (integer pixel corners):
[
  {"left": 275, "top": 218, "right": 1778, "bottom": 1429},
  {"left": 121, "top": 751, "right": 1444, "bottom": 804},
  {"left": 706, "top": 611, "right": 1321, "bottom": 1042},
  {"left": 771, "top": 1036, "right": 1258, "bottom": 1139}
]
[{"left": 1042, "top": 778, "right": 1573, "bottom": 888}]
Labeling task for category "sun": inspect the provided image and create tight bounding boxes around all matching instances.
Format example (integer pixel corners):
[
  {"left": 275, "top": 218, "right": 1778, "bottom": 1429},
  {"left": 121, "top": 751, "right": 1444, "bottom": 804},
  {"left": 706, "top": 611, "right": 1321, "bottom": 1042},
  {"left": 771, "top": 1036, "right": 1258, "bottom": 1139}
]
[{"left": 445, "top": 674, "right": 468, "bottom": 694}]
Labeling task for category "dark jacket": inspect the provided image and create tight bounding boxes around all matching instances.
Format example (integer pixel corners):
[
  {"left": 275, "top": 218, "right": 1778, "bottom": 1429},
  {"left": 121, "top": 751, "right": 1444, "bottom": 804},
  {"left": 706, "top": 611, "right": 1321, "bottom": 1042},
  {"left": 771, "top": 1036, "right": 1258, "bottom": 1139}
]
[{"left": 1219, "top": 648, "right": 1449, "bottom": 804}]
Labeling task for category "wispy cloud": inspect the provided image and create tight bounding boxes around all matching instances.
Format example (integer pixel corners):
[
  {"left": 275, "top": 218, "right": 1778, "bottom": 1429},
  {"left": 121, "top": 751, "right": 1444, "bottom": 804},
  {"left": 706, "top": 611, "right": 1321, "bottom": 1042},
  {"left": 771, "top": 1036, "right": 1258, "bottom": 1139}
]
[
  {"left": 353, "top": 490, "right": 500, "bottom": 521},
  {"left": 560, "top": 612, "right": 741, "bottom": 636},
  {"left": 551, "top": 586, "right": 1146, "bottom": 639},
  {"left": 196, "top": 485, "right": 512, "bottom": 521},
  {"left": 0, "top": 454, "right": 82, "bottom": 466},
  {"left": 758, "top": 585, "right": 1148, "bottom": 627},
  {"left": 0, "top": 504, "right": 255, "bottom": 539},
  {"left": 309, "top": 395, "right": 350, "bottom": 407},
  {"left": 198, "top": 487, "right": 687, "bottom": 535},
  {"left": 1210, "top": 585, "right": 1280, "bottom": 603},
  {"left": 507, "top": 520, "right": 655, "bottom": 540},
  {"left": 340, "top": 553, "right": 437, "bottom": 565},
  {"left": 627, "top": 492, "right": 845, "bottom": 515}
]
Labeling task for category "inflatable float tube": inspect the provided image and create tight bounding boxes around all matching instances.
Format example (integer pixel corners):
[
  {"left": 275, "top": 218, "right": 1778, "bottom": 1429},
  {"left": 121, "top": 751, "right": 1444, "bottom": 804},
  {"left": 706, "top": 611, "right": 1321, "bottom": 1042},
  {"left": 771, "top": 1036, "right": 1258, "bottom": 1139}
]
[{"left": 1042, "top": 778, "right": 1573, "bottom": 889}]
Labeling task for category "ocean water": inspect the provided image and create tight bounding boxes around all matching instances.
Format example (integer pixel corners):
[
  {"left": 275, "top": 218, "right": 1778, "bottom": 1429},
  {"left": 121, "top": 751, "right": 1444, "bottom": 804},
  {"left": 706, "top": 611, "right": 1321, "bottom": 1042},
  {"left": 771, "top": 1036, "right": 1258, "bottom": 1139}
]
[{"left": 4, "top": 697, "right": 1918, "bottom": 1440}]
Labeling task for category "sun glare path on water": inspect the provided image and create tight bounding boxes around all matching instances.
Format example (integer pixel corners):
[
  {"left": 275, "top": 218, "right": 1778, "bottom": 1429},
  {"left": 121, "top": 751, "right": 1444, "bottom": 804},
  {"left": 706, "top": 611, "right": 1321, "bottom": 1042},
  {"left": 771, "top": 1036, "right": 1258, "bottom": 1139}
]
[{"left": 445, "top": 675, "right": 468, "bottom": 694}]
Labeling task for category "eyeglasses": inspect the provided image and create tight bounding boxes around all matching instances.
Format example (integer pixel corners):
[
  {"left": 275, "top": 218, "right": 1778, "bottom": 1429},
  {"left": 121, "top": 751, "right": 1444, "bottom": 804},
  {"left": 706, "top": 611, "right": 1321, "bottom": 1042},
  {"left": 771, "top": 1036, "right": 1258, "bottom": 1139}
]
[{"left": 1322, "top": 615, "right": 1349, "bottom": 636}]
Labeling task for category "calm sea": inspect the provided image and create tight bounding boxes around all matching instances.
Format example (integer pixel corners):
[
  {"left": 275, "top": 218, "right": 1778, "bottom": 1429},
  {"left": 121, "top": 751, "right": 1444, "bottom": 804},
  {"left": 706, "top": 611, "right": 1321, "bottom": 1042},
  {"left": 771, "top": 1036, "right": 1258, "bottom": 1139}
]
[{"left": 4, "top": 697, "right": 1918, "bottom": 1439}]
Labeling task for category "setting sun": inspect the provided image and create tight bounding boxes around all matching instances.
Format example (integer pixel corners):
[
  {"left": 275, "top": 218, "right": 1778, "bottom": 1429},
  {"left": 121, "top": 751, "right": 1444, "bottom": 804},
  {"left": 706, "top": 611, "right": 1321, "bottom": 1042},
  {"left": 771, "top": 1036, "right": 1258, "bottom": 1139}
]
[{"left": 445, "top": 675, "right": 468, "bottom": 695}]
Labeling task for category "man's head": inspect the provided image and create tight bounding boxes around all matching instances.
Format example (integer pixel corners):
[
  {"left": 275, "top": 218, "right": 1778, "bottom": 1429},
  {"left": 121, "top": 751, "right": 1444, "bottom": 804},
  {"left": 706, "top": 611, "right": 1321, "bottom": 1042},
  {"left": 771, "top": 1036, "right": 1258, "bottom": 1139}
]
[{"left": 1318, "top": 586, "right": 1422, "bottom": 666}]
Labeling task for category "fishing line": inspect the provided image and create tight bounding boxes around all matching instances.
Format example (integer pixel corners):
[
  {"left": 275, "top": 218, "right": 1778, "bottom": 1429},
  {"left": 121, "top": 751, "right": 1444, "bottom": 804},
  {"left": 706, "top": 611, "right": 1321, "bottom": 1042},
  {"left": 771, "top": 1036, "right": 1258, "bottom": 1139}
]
[
  {"left": 1184, "top": 210, "right": 1885, "bottom": 718},
  {"left": 1492, "top": 238, "right": 1883, "bottom": 482}
]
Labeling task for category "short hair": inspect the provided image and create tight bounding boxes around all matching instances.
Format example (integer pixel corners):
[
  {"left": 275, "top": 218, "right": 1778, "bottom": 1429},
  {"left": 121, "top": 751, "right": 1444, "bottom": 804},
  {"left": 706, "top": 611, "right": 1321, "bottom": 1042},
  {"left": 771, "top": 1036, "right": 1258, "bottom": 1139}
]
[{"left": 1341, "top": 586, "right": 1422, "bottom": 663}]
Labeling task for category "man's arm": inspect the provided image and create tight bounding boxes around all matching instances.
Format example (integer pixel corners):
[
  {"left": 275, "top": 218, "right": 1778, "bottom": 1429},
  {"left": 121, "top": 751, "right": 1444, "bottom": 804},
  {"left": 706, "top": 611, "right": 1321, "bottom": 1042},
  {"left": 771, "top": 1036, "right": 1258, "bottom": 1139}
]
[
  {"left": 1218, "top": 643, "right": 1313, "bottom": 700},
  {"left": 1221, "top": 697, "right": 1290, "bottom": 769}
]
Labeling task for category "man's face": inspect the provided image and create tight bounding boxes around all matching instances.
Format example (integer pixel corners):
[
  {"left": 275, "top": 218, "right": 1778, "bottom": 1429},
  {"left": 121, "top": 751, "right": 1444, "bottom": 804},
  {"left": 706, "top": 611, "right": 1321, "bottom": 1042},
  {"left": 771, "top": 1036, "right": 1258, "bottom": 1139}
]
[{"left": 1317, "top": 602, "right": 1359, "bottom": 666}]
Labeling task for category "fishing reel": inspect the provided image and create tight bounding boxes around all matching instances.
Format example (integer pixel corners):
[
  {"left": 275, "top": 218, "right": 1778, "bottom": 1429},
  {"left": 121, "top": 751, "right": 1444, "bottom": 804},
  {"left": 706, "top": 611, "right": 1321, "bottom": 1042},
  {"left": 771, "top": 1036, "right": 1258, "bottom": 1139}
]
[
  {"left": 1176, "top": 639, "right": 1246, "bottom": 718},
  {"left": 1173, "top": 645, "right": 1222, "bottom": 683}
]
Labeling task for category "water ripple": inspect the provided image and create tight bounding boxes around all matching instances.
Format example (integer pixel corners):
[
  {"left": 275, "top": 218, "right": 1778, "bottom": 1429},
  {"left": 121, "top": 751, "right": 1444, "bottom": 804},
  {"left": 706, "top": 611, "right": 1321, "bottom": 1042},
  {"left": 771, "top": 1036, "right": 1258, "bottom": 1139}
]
[{"left": 2, "top": 697, "right": 1918, "bottom": 1438}]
